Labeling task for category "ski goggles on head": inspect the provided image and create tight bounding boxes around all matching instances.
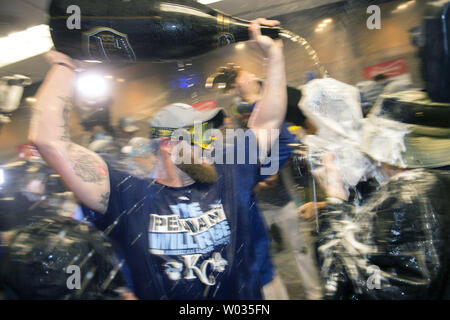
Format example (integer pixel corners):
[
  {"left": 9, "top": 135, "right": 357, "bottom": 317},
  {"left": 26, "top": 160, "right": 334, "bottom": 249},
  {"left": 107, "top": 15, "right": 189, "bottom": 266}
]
[{"left": 149, "top": 120, "right": 216, "bottom": 149}]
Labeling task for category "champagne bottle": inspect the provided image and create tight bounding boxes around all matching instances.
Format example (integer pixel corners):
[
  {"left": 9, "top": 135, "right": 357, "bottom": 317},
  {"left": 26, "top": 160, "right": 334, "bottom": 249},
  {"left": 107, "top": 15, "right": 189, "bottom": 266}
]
[{"left": 49, "top": 0, "right": 282, "bottom": 62}]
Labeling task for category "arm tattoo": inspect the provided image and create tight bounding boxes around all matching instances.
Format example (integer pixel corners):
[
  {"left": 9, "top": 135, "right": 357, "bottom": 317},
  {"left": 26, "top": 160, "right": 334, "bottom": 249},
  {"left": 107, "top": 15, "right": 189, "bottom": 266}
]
[
  {"left": 59, "top": 96, "right": 72, "bottom": 142},
  {"left": 67, "top": 143, "right": 108, "bottom": 183},
  {"left": 99, "top": 192, "right": 110, "bottom": 212}
]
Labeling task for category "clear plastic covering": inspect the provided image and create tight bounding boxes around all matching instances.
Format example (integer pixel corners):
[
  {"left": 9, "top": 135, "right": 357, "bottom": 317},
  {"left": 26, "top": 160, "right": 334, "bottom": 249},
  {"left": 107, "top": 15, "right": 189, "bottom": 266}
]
[
  {"left": 361, "top": 116, "right": 410, "bottom": 168},
  {"left": 298, "top": 77, "right": 382, "bottom": 188},
  {"left": 316, "top": 168, "right": 450, "bottom": 299},
  {"left": 0, "top": 216, "right": 126, "bottom": 299}
]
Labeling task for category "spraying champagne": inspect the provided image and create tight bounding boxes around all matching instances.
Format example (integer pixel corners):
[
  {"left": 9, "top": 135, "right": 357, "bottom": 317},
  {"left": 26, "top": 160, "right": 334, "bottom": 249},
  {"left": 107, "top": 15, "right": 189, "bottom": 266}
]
[
  {"left": 49, "top": 0, "right": 284, "bottom": 62},
  {"left": 49, "top": 0, "right": 327, "bottom": 76}
]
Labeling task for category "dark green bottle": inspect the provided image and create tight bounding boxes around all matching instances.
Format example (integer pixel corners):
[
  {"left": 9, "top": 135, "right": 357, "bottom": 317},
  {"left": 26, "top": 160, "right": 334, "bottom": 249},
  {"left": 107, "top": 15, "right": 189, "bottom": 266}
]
[{"left": 49, "top": 0, "right": 282, "bottom": 62}]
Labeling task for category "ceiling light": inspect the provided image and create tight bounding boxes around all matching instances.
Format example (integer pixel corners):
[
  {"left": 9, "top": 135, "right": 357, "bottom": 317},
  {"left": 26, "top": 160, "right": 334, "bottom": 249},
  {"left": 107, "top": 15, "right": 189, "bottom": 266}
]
[
  {"left": 0, "top": 24, "right": 53, "bottom": 68},
  {"left": 197, "top": 0, "right": 223, "bottom": 4},
  {"left": 25, "top": 97, "right": 37, "bottom": 104},
  {"left": 76, "top": 73, "right": 109, "bottom": 102},
  {"left": 393, "top": 0, "right": 416, "bottom": 13},
  {"left": 323, "top": 18, "right": 333, "bottom": 23}
]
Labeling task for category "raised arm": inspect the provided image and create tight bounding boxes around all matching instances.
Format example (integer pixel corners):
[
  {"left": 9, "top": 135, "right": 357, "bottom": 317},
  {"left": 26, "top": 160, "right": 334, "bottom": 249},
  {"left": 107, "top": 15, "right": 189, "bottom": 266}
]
[
  {"left": 247, "top": 18, "right": 287, "bottom": 152},
  {"left": 28, "top": 51, "right": 110, "bottom": 213}
]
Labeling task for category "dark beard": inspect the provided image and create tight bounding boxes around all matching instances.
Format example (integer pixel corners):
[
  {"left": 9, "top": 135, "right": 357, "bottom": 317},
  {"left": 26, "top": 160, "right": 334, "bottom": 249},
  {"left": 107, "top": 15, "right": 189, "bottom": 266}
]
[{"left": 176, "top": 153, "right": 218, "bottom": 184}]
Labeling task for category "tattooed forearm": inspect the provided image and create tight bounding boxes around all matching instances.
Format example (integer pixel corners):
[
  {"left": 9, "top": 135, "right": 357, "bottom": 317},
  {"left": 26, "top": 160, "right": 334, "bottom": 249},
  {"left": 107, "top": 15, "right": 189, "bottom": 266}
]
[
  {"left": 59, "top": 96, "right": 72, "bottom": 142},
  {"left": 67, "top": 143, "right": 108, "bottom": 183},
  {"left": 99, "top": 192, "right": 110, "bottom": 212}
]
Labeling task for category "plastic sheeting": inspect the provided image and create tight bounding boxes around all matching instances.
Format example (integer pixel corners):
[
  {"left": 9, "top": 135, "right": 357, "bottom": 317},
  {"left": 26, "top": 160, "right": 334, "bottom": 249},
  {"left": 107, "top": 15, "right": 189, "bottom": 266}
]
[
  {"left": 361, "top": 116, "right": 410, "bottom": 168},
  {"left": 298, "top": 77, "right": 383, "bottom": 189},
  {"left": 0, "top": 216, "right": 125, "bottom": 299},
  {"left": 316, "top": 169, "right": 450, "bottom": 299}
]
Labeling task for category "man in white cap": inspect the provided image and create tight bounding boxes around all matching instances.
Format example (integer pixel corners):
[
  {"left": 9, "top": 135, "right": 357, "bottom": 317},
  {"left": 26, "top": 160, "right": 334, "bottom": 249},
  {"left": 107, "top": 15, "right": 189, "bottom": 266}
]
[{"left": 29, "top": 18, "right": 288, "bottom": 299}]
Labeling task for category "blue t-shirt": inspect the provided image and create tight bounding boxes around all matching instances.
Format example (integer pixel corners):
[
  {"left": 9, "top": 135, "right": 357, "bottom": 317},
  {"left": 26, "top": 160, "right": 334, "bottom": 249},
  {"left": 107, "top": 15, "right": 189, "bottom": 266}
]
[{"left": 82, "top": 134, "right": 280, "bottom": 300}]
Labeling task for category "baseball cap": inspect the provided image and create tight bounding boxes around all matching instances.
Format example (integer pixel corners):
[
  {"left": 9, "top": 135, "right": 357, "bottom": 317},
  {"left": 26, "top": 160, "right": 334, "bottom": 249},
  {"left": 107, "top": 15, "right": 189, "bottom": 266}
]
[
  {"left": 148, "top": 103, "right": 224, "bottom": 130},
  {"left": 148, "top": 103, "right": 224, "bottom": 149}
]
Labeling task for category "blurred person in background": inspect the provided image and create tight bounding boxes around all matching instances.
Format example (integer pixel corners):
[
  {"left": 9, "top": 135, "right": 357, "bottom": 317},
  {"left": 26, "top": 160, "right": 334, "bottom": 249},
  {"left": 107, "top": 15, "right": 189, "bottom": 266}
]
[
  {"left": 358, "top": 73, "right": 414, "bottom": 117},
  {"left": 232, "top": 67, "right": 324, "bottom": 299},
  {"left": 0, "top": 156, "right": 56, "bottom": 232},
  {"left": 116, "top": 115, "right": 140, "bottom": 149},
  {"left": 0, "top": 168, "right": 48, "bottom": 230},
  {"left": 357, "top": 74, "right": 387, "bottom": 117},
  {"left": 0, "top": 143, "right": 89, "bottom": 231},
  {"left": 88, "top": 132, "right": 120, "bottom": 156}
]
